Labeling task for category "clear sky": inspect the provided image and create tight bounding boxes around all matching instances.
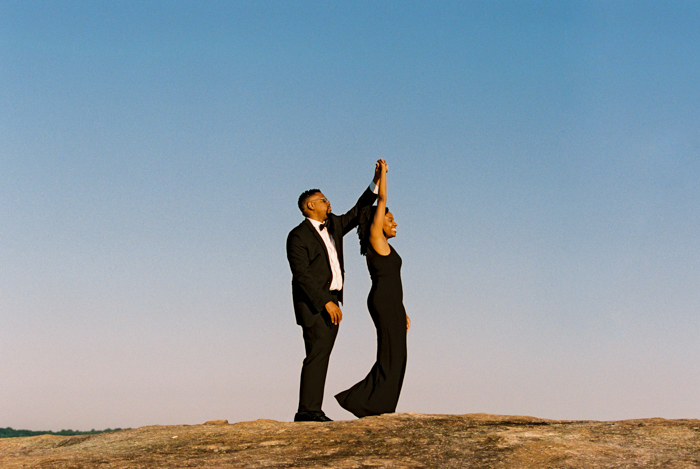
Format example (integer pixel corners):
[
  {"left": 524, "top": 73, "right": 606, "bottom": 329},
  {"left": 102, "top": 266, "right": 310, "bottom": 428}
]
[{"left": 2, "top": 1, "right": 699, "bottom": 431}]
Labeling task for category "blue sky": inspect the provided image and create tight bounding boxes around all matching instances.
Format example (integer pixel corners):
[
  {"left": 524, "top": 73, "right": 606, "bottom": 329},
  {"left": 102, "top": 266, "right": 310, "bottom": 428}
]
[{"left": 2, "top": 1, "right": 699, "bottom": 430}]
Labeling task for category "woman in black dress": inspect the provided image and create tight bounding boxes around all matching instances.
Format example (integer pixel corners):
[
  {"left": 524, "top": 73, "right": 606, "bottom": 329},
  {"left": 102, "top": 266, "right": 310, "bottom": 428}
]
[{"left": 335, "top": 160, "right": 411, "bottom": 417}]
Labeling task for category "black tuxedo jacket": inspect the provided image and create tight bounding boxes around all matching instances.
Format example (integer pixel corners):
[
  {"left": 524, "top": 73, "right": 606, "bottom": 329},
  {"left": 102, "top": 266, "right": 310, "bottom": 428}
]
[{"left": 287, "top": 187, "right": 377, "bottom": 327}]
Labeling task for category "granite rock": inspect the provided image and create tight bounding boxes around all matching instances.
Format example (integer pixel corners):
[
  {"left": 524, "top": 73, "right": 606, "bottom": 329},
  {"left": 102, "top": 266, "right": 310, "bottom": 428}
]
[{"left": 1, "top": 413, "right": 699, "bottom": 468}]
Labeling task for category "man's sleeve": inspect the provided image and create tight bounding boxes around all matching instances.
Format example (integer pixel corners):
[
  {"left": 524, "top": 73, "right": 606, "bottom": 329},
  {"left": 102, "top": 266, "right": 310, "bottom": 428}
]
[
  {"left": 286, "top": 232, "right": 333, "bottom": 313},
  {"left": 339, "top": 186, "right": 378, "bottom": 235}
]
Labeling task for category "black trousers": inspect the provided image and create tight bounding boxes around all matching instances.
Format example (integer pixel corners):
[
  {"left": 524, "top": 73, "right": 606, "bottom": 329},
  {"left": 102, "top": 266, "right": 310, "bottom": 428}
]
[{"left": 297, "top": 292, "right": 340, "bottom": 413}]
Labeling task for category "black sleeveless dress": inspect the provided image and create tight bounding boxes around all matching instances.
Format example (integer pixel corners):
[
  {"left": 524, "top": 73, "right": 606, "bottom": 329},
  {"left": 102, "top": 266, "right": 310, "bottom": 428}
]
[{"left": 335, "top": 244, "right": 407, "bottom": 417}]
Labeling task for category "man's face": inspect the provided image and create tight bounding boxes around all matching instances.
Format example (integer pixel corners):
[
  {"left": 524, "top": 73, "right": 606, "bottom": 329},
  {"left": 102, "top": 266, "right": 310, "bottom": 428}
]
[{"left": 307, "top": 192, "right": 331, "bottom": 221}]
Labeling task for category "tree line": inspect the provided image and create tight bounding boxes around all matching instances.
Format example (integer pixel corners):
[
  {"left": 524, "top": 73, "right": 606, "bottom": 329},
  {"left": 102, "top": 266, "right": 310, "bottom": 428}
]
[{"left": 0, "top": 427, "right": 126, "bottom": 438}]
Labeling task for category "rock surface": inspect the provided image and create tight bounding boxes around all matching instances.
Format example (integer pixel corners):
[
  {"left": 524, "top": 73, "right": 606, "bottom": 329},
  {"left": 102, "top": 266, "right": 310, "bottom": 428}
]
[{"left": 2, "top": 413, "right": 699, "bottom": 468}]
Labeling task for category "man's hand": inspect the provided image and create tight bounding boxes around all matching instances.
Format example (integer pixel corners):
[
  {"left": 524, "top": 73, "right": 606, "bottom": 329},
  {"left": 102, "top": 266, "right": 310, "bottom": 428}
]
[
  {"left": 325, "top": 301, "right": 343, "bottom": 325},
  {"left": 406, "top": 314, "right": 411, "bottom": 333},
  {"left": 373, "top": 158, "right": 387, "bottom": 184}
]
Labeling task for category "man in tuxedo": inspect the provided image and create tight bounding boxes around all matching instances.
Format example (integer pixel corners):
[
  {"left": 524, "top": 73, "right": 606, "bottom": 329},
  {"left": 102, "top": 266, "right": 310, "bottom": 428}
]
[{"left": 286, "top": 161, "right": 382, "bottom": 422}]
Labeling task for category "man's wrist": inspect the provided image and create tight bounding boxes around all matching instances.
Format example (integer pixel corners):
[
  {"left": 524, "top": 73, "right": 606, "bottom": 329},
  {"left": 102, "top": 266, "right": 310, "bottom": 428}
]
[{"left": 370, "top": 181, "right": 379, "bottom": 194}]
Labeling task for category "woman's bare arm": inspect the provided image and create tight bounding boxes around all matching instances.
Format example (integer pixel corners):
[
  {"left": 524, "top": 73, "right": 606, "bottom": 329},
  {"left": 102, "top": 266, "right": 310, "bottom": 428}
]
[{"left": 369, "top": 160, "right": 391, "bottom": 256}]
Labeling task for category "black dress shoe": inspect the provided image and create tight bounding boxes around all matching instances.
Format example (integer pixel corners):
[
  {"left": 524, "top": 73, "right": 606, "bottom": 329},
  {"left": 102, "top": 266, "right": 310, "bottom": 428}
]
[{"left": 294, "top": 411, "right": 333, "bottom": 422}]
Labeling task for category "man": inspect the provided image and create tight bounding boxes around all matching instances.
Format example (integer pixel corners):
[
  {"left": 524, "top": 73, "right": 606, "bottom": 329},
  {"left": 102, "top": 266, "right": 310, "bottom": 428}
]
[{"left": 286, "top": 160, "right": 382, "bottom": 422}]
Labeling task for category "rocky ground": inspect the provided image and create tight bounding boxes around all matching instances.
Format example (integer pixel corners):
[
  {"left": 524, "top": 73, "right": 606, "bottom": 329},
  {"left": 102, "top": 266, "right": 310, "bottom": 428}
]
[{"left": 2, "top": 413, "right": 699, "bottom": 468}]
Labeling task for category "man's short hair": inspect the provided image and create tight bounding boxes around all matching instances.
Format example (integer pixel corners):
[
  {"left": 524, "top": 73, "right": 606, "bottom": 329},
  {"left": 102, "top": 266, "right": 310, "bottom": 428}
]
[{"left": 298, "top": 189, "right": 321, "bottom": 214}]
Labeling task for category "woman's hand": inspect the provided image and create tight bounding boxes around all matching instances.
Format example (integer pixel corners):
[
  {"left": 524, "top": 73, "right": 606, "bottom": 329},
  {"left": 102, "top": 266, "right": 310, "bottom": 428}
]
[
  {"left": 373, "top": 158, "right": 387, "bottom": 184},
  {"left": 406, "top": 315, "right": 411, "bottom": 333}
]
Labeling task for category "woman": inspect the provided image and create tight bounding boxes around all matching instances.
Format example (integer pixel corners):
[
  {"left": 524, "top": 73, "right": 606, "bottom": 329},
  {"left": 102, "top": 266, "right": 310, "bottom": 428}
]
[{"left": 335, "top": 160, "right": 411, "bottom": 417}]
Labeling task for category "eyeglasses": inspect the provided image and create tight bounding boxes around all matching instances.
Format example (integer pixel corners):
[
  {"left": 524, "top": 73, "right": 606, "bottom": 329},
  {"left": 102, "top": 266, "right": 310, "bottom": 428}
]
[{"left": 309, "top": 198, "right": 329, "bottom": 204}]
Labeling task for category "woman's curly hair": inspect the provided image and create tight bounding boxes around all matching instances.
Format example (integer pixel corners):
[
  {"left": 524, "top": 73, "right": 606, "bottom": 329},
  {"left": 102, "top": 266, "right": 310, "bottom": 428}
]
[{"left": 357, "top": 205, "right": 389, "bottom": 256}]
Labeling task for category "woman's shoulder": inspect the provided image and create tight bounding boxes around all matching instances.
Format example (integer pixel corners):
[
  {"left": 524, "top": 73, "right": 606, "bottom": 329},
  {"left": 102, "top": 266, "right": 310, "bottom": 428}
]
[{"left": 368, "top": 242, "right": 393, "bottom": 257}]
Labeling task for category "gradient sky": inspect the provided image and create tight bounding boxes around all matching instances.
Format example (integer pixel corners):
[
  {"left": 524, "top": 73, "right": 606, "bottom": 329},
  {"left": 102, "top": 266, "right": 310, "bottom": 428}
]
[{"left": 2, "top": 1, "right": 699, "bottom": 431}]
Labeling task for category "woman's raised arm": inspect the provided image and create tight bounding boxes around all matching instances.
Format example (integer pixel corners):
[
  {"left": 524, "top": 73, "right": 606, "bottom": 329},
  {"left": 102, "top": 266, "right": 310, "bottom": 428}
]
[{"left": 368, "top": 160, "right": 391, "bottom": 256}]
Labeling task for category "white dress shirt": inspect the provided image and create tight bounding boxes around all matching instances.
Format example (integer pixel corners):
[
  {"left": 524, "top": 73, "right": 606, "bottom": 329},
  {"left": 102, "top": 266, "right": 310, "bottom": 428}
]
[{"left": 307, "top": 217, "right": 344, "bottom": 291}]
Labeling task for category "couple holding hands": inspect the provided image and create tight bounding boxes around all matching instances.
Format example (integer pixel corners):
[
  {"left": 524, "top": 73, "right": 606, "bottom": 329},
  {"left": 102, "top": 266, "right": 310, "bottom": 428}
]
[{"left": 286, "top": 159, "right": 410, "bottom": 422}]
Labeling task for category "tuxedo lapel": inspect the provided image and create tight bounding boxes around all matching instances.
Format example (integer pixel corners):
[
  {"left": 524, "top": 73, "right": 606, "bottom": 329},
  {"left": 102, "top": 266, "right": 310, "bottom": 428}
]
[
  {"left": 303, "top": 219, "right": 331, "bottom": 269},
  {"left": 331, "top": 218, "right": 344, "bottom": 271}
]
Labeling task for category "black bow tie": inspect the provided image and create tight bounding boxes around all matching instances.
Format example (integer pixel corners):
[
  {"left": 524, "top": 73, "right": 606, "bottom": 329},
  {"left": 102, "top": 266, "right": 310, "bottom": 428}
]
[{"left": 320, "top": 219, "right": 333, "bottom": 233}]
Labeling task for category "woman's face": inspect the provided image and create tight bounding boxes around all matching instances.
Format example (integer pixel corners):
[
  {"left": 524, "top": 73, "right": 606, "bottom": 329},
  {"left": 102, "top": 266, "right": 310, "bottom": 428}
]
[{"left": 383, "top": 211, "right": 397, "bottom": 239}]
